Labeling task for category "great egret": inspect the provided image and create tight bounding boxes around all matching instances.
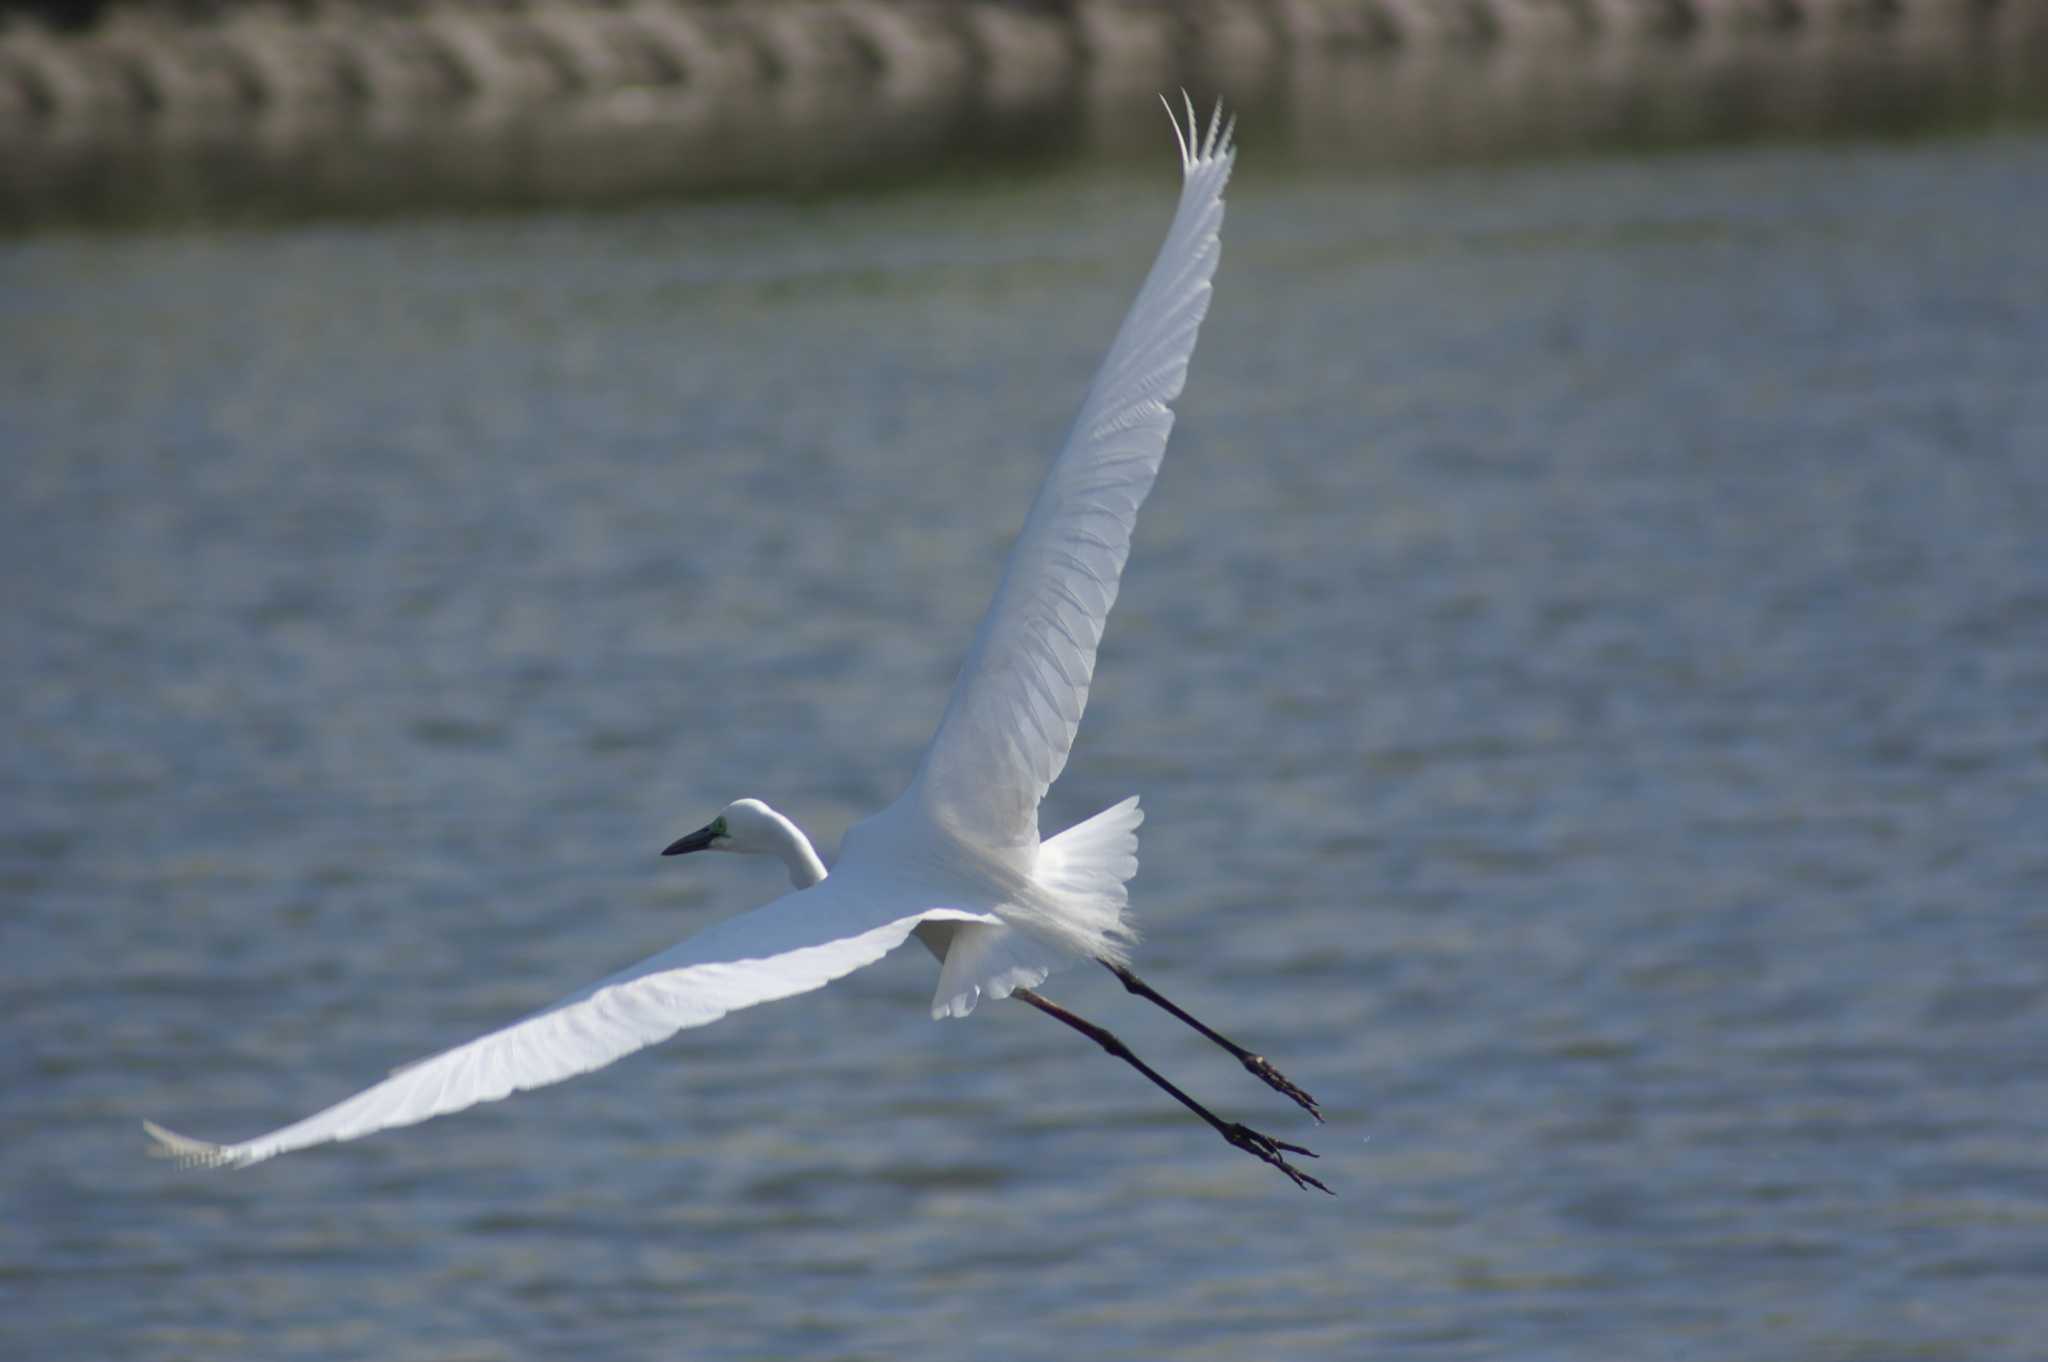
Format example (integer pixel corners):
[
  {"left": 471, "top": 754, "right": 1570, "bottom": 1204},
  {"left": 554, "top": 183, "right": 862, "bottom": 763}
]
[{"left": 145, "top": 99, "right": 1327, "bottom": 1193}]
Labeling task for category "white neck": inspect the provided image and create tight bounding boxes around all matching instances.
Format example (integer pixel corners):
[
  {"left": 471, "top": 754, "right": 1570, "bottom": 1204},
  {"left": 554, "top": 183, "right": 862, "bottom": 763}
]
[{"left": 760, "top": 809, "right": 829, "bottom": 889}]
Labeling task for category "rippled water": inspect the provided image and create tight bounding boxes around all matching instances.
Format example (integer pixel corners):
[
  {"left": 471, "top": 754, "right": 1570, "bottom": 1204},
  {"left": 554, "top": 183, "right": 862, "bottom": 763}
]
[{"left": 6, "top": 128, "right": 2048, "bottom": 1360}]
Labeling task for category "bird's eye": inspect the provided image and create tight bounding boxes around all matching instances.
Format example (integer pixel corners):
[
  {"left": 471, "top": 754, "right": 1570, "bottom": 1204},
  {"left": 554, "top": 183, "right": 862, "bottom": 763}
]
[{"left": 711, "top": 817, "right": 728, "bottom": 838}]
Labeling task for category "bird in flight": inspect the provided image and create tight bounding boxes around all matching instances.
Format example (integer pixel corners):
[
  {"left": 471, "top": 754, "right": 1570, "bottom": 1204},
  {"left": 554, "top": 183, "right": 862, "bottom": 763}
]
[{"left": 146, "top": 98, "right": 1328, "bottom": 1193}]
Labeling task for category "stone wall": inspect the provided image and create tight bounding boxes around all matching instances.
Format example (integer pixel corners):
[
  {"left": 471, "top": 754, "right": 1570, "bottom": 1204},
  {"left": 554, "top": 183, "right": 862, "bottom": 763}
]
[
  {"left": 1, "top": 0, "right": 2029, "bottom": 127},
  {"left": 2, "top": 0, "right": 2042, "bottom": 224}
]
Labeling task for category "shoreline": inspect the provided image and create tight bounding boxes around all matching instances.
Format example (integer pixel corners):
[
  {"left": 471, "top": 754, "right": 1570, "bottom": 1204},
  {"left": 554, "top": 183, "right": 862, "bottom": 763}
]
[{"left": 3, "top": 0, "right": 2045, "bottom": 226}]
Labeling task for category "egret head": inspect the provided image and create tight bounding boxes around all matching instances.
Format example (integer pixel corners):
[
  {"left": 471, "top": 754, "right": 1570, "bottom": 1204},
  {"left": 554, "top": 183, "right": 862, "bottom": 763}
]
[{"left": 662, "top": 798, "right": 784, "bottom": 858}]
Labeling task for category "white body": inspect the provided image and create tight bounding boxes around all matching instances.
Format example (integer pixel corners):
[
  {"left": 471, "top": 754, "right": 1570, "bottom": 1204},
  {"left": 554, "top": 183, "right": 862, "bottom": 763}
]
[{"left": 146, "top": 103, "right": 1235, "bottom": 1170}]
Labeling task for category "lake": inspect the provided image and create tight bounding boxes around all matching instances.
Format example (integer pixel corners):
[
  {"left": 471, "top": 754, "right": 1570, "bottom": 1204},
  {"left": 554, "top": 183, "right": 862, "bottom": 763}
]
[{"left": 5, "top": 122, "right": 2046, "bottom": 1359}]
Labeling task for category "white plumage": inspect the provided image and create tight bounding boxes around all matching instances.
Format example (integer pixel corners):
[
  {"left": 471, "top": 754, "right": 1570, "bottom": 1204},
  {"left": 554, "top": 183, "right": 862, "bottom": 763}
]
[{"left": 146, "top": 100, "right": 1236, "bottom": 1172}]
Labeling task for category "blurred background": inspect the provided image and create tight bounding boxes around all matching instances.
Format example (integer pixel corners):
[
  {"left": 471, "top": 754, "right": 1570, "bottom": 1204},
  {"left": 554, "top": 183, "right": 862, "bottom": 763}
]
[
  {"left": 5, "top": 0, "right": 2048, "bottom": 225},
  {"left": 5, "top": 1, "right": 2048, "bottom": 1359}
]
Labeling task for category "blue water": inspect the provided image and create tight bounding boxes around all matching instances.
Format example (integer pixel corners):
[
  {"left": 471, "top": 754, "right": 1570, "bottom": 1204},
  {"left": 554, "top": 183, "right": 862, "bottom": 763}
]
[{"left": 5, "top": 128, "right": 2047, "bottom": 1360}]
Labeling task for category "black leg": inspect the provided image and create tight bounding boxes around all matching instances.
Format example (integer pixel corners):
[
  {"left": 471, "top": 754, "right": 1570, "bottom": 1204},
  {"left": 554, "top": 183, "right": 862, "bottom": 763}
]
[
  {"left": 1011, "top": 987, "right": 1332, "bottom": 1194},
  {"left": 1101, "top": 962, "right": 1324, "bottom": 1122}
]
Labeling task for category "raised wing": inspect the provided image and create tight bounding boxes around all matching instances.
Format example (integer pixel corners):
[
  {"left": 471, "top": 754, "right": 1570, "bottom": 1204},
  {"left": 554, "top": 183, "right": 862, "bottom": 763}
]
[
  {"left": 144, "top": 882, "right": 998, "bottom": 1169},
  {"left": 911, "top": 99, "right": 1234, "bottom": 853}
]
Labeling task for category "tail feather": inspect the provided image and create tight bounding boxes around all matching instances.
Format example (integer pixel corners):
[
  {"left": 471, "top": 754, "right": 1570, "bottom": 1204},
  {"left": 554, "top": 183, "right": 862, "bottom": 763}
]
[
  {"left": 928, "top": 796, "right": 1144, "bottom": 1018},
  {"left": 1037, "top": 795, "right": 1143, "bottom": 915}
]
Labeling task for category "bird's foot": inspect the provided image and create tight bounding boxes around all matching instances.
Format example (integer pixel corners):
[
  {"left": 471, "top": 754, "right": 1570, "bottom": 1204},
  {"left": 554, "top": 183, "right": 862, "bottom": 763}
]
[
  {"left": 1222, "top": 1121, "right": 1332, "bottom": 1194},
  {"left": 1239, "top": 1052, "right": 1325, "bottom": 1124}
]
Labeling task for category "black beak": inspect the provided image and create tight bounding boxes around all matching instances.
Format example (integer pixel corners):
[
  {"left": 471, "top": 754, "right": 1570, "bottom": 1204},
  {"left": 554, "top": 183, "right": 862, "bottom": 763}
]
[{"left": 662, "top": 825, "right": 717, "bottom": 857}]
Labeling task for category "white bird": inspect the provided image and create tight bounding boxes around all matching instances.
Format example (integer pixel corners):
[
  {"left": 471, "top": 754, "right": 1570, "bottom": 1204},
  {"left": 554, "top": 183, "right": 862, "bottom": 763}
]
[{"left": 145, "top": 99, "right": 1326, "bottom": 1193}]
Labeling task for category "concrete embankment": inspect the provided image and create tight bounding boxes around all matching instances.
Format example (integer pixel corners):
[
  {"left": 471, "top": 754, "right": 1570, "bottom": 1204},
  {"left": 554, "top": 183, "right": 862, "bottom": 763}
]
[{"left": 3, "top": 0, "right": 2044, "bottom": 224}]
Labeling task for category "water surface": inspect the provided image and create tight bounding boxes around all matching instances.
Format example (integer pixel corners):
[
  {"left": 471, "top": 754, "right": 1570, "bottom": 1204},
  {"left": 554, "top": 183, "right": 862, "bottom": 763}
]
[{"left": 5, "top": 129, "right": 2047, "bottom": 1360}]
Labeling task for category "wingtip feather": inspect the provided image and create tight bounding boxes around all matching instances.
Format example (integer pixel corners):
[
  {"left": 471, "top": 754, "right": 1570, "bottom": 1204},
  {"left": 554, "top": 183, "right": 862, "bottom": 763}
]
[
  {"left": 1160, "top": 92, "right": 1188, "bottom": 167},
  {"left": 1162, "top": 92, "right": 1235, "bottom": 177},
  {"left": 143, "top": 1118, "right": 246, "bottom": 1171}
]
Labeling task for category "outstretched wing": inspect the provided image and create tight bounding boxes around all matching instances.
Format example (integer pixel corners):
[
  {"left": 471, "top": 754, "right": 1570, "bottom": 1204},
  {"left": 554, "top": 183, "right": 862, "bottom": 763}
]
[
  {"left": 145, "top": 882, "right": 998, "bottom": 1169},
  {"left": 910, "top": 99, "right": 1234, "bottom": 854}
]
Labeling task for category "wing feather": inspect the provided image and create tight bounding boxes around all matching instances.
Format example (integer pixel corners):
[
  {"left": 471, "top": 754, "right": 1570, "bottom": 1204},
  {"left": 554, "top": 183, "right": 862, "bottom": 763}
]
[
  {"left": 910, "top": 102, "right": 1234, "bottom": 852},
  {"left": 144, "top": 882, "right": 998, "bottom": 1169}
]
